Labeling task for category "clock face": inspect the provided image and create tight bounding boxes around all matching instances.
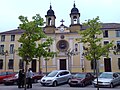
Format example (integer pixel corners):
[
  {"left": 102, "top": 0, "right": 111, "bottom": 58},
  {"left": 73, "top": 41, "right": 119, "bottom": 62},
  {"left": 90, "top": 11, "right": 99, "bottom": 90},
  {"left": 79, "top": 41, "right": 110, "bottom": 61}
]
[{"left": 60, "top": 27, "right": 64, "bottom": 32}]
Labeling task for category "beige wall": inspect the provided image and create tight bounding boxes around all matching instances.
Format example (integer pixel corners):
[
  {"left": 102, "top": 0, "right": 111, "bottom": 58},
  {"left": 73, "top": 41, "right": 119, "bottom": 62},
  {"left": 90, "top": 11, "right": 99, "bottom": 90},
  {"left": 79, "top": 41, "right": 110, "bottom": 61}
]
[{"left": 0, "top": 29, "right": 120, "bottom": 73}]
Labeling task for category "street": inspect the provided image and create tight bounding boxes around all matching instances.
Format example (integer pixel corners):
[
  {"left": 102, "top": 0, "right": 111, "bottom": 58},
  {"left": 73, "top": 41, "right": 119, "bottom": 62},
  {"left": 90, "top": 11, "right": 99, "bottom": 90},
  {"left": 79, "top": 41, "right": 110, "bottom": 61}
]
[{"left": 0, "top": 83, "right": 120, "bottom": 90}]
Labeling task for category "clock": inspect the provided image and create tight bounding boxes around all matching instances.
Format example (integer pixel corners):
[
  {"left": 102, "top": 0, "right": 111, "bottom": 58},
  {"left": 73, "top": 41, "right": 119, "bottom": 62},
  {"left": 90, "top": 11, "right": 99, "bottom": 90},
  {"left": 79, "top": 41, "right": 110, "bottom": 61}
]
[{"left": 60, "top": 27, "right": 64, "bottom": 32}]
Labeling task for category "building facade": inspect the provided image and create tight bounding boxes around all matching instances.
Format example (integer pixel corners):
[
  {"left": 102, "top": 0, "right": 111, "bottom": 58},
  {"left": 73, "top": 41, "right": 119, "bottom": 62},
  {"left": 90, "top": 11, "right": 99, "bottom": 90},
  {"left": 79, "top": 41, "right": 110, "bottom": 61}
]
[{"left": 0, "top": 3, "right": 120, "bottom": 73}]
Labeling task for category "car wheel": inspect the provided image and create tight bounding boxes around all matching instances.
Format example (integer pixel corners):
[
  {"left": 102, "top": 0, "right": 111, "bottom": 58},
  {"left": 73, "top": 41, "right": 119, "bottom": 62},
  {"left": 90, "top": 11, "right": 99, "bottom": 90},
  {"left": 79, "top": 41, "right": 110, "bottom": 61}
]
[
  {"left": 52, "top": 81, "right": 57, "bottom": 87},
  {"left": 34, "top": 79, "right": 38, "bottom": 83},
  {"left": 93, "top": 84, "right": 97, "bottom": 87},
  {"left": 13, "top": 81, "right": 17, "bottom": 85},
  {"left": 110, "top": 83, "right": 114, "bottom": 88},
  {"left": 82, "top": 83, "right": 85, "bottom": 87},
  {"left": 41, "top": 83, "right": 45, "bottom": 86},
  {"left": 89, "top": 81, "right": 92, "bottom": 85},
  {"left": 69, "top": 84, "right": 74, "bottom": 87},
  {"left": 67, "top": 78, "right": 71, "bottom": 83}
]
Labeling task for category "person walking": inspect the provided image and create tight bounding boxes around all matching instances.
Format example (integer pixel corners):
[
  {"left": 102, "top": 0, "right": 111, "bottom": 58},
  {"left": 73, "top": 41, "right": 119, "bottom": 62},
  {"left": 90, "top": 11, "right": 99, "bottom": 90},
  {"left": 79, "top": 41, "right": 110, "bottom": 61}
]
[{"left": 27, "top": 68, "right": 33, "bottom": 88}]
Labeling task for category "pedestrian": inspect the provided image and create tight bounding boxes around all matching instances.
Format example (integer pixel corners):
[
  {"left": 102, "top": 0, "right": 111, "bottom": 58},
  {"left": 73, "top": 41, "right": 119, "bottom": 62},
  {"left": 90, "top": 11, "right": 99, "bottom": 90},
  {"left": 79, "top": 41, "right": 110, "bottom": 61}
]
[
  {"left": 27, "top": 68, "right": 33, "bottom": 88},
  {"left": 21, "top": 69, "right": 25, "bottom": 88},
  {"left": 18, "top": 69, "right": 22, "bottom": 88}
]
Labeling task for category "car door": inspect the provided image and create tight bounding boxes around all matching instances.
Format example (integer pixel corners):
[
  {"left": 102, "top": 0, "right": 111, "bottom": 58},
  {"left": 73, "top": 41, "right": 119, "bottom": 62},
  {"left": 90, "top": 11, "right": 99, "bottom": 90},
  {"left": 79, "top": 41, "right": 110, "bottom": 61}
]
[
  {"left": 112, "top": 73, "right": 120, "bottom": 85},
  {"left": 56, "top": 72, "right": 65, "bottom": 84},
  {"left": 85, "top": 73, "right": 91, "bottom": 84},
  {"left": 57, "top": 71, "right": 69, "bottom": 84},
  {"left": 0, "top": 72, "right": 6, "bottom": 83}
]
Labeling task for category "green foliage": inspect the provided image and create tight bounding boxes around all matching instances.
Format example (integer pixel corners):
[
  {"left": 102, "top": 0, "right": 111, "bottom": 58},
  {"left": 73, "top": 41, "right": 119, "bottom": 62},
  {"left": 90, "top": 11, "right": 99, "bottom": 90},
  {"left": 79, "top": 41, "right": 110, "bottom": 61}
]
[
  {"left": 78, "top": 16, "right": 113, "bottom": 61},
  {"left": 18, "top": 14, "right": 46, "bottom": 63},
  {"left": 35, "top": 37, "right": 56, "bottom": 59}
]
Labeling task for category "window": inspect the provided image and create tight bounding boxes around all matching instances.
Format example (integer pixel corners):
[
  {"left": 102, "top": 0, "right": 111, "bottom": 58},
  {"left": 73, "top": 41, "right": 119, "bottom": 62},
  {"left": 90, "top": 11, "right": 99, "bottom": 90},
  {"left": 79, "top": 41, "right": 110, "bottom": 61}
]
[
  {"left": 104, "top": 41, "right": 109, "bottom": 45},
  {"left": 0, "top": 45, "right": 4, "bottom": 54},
  {"left": 48, "top": 18, "right": 52, "bottom": 26},
  {"left": 0, "top": 59, "right": 3, "bottom": 69},
  {"left": 10, "top": 44, "right": 14, "bottom": 54},
  {"left": 19, "top": 59, "right": 24, "bottom": 69},
  {"left": 116, "top": 30, "right": 120, "bottom": 37},
  {"left": 8, "top": 59, "right": 13, "bottom": 69},
  {"left": 117, "top": 41, "right": 120, "bottom": 50},
  {"left": 11, "top": 35, "right": 15, "bottom": 41},
  {"left": 1, "top": 35, "right": 5, "bottom": 42},
  {"left": 57, "top": 40, "right": 69, "bottom": 52},
  {"left": 91, "top": 60, "right": 96, "bottom": 70},
  {"left": 103, "top": 30, "right": 108, "bottom": 38},
  {"left": 118, "top": 58, "right": 120, "bottom": 69},
  {"left": 73, "top": 16, "right": 77, "bottom": 24}
]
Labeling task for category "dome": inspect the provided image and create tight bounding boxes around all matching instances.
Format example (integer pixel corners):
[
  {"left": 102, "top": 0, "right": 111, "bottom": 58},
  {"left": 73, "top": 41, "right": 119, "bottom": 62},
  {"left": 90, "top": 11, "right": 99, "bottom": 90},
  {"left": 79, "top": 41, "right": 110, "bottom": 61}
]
[
  {"left": 71, "top": 3, "right": 79, "bottom": 14},
  {"left": 47, "top": 5, "right": 55, "bottom": 16}
]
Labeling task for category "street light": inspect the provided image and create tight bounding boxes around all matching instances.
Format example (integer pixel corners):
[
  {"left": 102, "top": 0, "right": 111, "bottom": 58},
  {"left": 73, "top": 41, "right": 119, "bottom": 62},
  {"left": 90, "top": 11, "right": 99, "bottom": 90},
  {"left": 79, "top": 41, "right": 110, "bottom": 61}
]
[{"left": 4, "top": 50, "right": 8, "bottom": 71}]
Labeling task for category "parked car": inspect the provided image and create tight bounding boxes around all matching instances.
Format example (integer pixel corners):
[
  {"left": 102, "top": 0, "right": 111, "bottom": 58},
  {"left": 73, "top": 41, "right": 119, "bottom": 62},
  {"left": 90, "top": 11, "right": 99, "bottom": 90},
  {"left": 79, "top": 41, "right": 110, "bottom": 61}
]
[
  {"left": 92, "top": 72, "right": 120, "bottom": 88},
  {"left": 0, "top": 71, "right": 16, "bottom": 84},
  {"left": 3, "top": 72, "right": 43, "bottom": 85},
  {"left": 40, "top": 70, "right": 72, "bottom": 87},
  {"left": 68, "top": 72, "right": 95, "bottom": 87}
]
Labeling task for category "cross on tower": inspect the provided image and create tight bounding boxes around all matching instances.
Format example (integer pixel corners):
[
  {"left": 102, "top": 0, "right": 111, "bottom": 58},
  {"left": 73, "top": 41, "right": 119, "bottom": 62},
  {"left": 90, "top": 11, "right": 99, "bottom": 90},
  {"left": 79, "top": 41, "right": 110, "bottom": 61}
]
[{"left": 60, "top": 19, "right": 65, "bottom": 25}]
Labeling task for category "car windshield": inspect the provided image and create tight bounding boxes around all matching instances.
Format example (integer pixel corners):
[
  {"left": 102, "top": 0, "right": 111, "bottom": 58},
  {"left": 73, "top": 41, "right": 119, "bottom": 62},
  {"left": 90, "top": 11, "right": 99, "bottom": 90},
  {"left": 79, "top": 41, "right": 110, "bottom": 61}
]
[
  {"left": 47, "top": 71, "right": 58, "bottom": 77},
  {"left": 0, "top": 72, "right": 6, "bottom": 76},
  {"left": 99, "top": 73, "right": 113, "bottom": 78},
  {"left": 73, "top": 73, "right": 85, "bottom": 78}
]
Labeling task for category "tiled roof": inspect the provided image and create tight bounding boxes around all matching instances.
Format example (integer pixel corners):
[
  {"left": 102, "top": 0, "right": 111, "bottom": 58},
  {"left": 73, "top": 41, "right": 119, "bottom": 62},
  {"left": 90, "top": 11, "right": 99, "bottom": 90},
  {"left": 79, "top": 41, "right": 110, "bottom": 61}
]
[
  {"left": 0, "top": 29, "right": 25, "bottom": 35},
  {"left": 101, "top": 23, "right": 120, "bottom": 29},
  {"left": 81, "top": 23, "right": 120, "bottom": 30}
]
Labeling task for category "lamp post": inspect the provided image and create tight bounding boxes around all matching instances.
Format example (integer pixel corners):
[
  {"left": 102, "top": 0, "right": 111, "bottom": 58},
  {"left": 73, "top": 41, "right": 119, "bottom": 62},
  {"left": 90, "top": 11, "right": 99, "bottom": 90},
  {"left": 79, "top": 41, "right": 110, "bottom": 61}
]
[
  {"left": 4, "top": 50, "right": 8, "bottom": 71},
  {"left": 13, "top": 49, "right": 15, "bottom": 72}
]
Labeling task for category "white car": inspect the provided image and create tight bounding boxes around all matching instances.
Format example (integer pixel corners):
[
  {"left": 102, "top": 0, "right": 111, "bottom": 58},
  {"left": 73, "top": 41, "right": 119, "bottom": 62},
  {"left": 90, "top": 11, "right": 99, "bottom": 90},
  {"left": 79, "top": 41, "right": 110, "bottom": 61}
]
[
  {"left": 40, "top": 70, "right": 72, "bottom": 87},
  {"left": 93, "top": 72, "right": 120, "bottom": 88}
]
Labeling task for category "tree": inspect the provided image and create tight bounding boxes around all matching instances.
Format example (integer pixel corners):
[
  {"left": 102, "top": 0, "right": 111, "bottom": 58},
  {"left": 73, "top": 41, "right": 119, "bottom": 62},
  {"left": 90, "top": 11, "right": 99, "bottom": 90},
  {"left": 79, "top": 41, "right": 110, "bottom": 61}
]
[
  {"left": 18, "top": 14, "right": 46, "bottom": 90},
  {"left": 35, "top": 37, "right": 56, "bottom": 74},
  {"left": 78, "top": 16, "right": 113, "bottom": 90}
]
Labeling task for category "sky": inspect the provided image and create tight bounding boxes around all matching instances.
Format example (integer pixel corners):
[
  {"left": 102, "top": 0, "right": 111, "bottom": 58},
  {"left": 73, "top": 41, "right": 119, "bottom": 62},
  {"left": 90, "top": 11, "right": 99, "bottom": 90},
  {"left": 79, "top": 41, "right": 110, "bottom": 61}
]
[{"left": 0, "top": 0, "right": 120, "bottom": 32}]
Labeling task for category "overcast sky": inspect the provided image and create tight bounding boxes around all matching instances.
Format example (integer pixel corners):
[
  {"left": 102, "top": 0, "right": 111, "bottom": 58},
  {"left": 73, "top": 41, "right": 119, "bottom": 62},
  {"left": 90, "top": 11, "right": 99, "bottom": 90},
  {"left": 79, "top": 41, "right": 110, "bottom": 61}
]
[{"left": 0, "top": 0, "right": 120, "bottom": 32}]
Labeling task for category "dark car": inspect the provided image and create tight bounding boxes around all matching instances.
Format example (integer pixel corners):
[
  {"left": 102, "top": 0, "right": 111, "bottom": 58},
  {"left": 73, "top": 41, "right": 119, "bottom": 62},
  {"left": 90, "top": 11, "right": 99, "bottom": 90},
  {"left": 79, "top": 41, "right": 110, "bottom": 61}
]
[
  {"left": 3, "top": 72, "right": 43, "bottom": 85},
  {"left": 68, "top": 72, "right": 95, "bottom": 87},
  {"left": 0, "top": 71, "right": 16, "bottom": 84}
]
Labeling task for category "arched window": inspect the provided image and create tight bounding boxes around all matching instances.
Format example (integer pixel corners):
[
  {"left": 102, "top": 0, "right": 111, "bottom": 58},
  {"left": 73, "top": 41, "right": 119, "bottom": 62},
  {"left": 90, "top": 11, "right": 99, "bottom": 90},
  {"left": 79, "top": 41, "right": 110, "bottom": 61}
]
[
  {"left": 73, "top": 16, "right": 77, "bottom": 24},
  {"left": 48, "top": 18, "right": 52, "bottom": 26}
]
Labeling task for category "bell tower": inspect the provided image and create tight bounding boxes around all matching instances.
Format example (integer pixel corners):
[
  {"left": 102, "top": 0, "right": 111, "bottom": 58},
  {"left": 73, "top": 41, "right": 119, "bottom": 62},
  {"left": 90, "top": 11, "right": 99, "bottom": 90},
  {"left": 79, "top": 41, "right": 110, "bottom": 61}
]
[
  {"left": 44, "top": 4, "right": 56, "bottom": 33},
  {"left": 69, "top": 2, "right": 81, "bottom": 32}
]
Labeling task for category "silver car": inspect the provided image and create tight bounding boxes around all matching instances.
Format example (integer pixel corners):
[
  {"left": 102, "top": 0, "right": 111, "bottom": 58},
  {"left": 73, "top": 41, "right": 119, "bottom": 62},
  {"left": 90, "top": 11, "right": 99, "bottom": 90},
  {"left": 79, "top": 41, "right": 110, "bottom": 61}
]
[
  {"left": 40, "top": 70, "right": 72, "bottom": 87},
  {"left": 93, "top": 72, "right": 120, "bottom": 88}
]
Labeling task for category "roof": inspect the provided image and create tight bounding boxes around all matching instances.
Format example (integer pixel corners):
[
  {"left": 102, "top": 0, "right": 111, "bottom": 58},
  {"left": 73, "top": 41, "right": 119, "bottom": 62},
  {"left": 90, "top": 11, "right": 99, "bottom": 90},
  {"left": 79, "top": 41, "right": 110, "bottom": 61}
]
[
  {"left": 71, "top": 3, "right": 79, "bottom": 14},
  {"left": 0, "top": 28, "right": 24, "bottom": 35},
  {"left": 0, "top": 23, "right": 120, "bottom": 35},
  {"left": 46, "top": 5, "right": 55, "bottom": 16},
  {"left": 81, "top": 23, "right": 120, "bottom": 30}
]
